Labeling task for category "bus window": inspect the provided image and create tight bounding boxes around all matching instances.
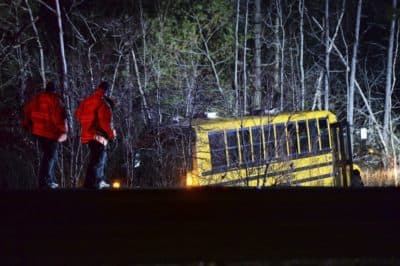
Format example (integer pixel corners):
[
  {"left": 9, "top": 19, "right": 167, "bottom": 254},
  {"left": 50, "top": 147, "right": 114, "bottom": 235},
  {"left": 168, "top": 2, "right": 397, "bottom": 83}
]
[
  {"left": 287, "top": 122, "right": 298, "bottom": 158},
  {"left": 275, "top": 123, "right": 287, "bottom": 159},
  {"left": 252, "top": 126, "right": 264, "bottom": 163},
  {"left": 264, "top": 125, "right": 275, "bottom": 161},
  {"left": 298, "top": 121, "right": 309, "bottom": 155},
  {"left": 208, "top": 131, "right": 227, "bottom": 170},
  {"left": 239, "top": 128, "right": 252, "bottom": 164},
  {"left": 309, "top": 120, "right": 319, "bottom": 154},
  {"left": 319, "top": 118, "right": 330, "bottom": 150},
  {"left": 226, "top": 130, "right": 239, "bottom": 167}
]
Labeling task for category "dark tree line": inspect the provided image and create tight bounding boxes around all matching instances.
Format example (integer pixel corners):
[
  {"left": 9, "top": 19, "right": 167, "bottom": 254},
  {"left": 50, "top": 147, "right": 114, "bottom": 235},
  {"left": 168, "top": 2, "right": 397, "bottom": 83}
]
[{"left": 1, "top": 0, "right": 399, "bottom": 188}]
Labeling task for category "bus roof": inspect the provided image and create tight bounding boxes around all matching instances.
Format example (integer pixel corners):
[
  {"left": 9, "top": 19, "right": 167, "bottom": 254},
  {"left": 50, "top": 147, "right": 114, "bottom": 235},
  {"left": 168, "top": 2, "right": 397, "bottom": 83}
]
[{"left": 191, "top": 110, "right": 337, "bottom": 131}]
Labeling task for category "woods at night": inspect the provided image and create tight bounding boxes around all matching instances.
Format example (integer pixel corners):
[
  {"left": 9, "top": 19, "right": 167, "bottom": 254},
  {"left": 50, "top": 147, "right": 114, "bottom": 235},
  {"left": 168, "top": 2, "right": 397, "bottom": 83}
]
[{"left": 1, "top": 0, "right": 400, "bottom": 189}]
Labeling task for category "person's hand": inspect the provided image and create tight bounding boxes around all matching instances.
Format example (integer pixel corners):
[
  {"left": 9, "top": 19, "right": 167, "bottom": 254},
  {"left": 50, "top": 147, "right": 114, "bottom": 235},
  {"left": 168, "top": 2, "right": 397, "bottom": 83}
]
[
  {"left": 94, "top": 135, "right": 108, "bottom": 146},
  {"left": 58, "top": 133, "right": 67, "bottom": 142},
  {"left": 113, "top": 129, "right": 117, "bottom": 138}
]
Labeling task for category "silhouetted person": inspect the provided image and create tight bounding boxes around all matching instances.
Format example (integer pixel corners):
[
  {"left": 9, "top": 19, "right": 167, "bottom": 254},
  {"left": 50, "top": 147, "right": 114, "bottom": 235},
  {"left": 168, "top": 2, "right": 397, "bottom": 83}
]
[
  {"left": 75, "top": 81, "right": 116, "bottom": 189},
  {"left": 23, "top": 82, "right": 68, "bottom": 189},
  {"left": 351, "top": 169, "right": 364, "bottom": 188}
]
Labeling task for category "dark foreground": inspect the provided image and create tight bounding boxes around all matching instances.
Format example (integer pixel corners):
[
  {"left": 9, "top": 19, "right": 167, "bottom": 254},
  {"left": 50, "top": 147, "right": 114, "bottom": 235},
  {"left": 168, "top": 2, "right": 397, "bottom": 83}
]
[{"left": 1, "top": 187, "right": 400, "bottom": 265}]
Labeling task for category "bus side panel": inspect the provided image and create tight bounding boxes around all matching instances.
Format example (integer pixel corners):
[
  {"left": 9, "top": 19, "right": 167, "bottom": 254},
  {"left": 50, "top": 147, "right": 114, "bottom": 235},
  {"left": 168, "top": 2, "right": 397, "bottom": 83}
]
[{"left": 197, "top": 153, "right": 334, "bottom": 187}]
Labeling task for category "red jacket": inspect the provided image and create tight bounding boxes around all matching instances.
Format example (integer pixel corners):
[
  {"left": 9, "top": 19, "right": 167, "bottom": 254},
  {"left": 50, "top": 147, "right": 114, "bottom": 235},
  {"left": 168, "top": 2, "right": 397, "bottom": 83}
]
[
  {"left": 75, "top": 88, "right": 115, "bottom": 144},
  {"left": 23, "top": 91, "right": 67, "bottom": 141}
]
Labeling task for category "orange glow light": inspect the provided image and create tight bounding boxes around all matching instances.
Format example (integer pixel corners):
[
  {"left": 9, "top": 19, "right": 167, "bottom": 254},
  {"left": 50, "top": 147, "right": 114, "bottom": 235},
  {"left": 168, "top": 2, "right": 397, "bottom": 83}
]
[
  {"left": 112, "top": 181, "right": 121, "bottom": 189},
  {"left": 186, "top": 173, "right": 193, "bottom": 187}
]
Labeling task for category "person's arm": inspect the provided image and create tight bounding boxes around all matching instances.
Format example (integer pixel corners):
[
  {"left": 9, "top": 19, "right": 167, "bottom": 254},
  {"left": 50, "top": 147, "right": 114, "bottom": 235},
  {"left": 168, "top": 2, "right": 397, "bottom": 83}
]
[
  {"left": 51, "top": 96, "right": 68, "bottom": 141},
  {"left": 97, "top": 102, "right": 115, "bottom": 140},
  {"left": 57, "top": 119, "right": 68, "bottom": 142}
]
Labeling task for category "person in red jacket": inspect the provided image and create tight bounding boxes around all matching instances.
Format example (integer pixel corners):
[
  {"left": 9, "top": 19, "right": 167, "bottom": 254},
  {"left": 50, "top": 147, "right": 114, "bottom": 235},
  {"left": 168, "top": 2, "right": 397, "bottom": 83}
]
[
  {"left": 23, "top": 82, "right": 68, "bottom": 189},
  {"left": 75, "top": 81, "right": 116, "bottom": 189}
]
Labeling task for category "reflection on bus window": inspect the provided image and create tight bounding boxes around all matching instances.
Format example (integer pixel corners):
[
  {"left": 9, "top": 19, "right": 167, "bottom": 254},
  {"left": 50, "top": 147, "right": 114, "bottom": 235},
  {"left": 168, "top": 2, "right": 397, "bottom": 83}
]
[
  {"left": 287, "top": 122, "right": 297, "bottom": 158},
  {"left": 319, "top": 118, "right": 330, "bottom": 150},
  {"left": 309, "top": 120, "right": 319, "bottom": 154},
  {"left": 298, "top": 121, "right": 309, "bottom": 155},
  {"left": 226, "top": 130, "right": 239, "bottom": 167},
  {"left": 252, "top": 127, "right": 264, "bottom": 163},
  {"left": 275, "top": 123, "right": 286, "bottom": 158},
  {"left": 264, "top": 125, "right": 275, "bottom": 161},
  {"left": 209, "top": 131, "right": 227, "bottom": 170},
  {"left": 240, "top": 128, "right": 252, "bottom": 164}
]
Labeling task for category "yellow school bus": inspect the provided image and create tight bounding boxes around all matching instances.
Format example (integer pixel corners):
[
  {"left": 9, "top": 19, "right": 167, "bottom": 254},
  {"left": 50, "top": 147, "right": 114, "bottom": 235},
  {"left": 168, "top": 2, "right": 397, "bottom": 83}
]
[{"left": 135, "top": 110, "right": 356, "bottom": 188}]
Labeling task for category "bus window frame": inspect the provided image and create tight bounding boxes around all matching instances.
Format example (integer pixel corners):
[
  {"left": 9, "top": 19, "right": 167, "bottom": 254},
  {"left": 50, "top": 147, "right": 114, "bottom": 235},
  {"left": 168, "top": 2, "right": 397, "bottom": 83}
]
[
  {"left": 263, "top": 124, "right": 275, "bottom": 162},
  {"left": 226, "top": 129, "right": 240, "bottom": 168},
  {"left": 297, "top": 120, "right": 309, "bottom": 155},
  {"left": 208, "top": 130, "right": 228, "bottom": 171},
  {"left": 239, "top": 127, "right": 252, "bottom": 166},
  {"left": 318, "top": 118, "right": 331, "bottom": 151},
  {"left": 287, "top": 122, "right": 298, "bottom": 158},
  {"left": 251, "top": 126, "right": 264, "bottom": 164},
  {"left": 308, "top": 119, "right": 319, "bottom": 154},
  {"left": 275, "top": 123, "right": 287, "bottom": 159}
]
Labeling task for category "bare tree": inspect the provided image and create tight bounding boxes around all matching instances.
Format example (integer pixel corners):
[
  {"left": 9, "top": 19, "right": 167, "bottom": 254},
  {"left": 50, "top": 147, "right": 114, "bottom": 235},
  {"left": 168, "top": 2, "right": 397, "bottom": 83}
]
[
  {"left": 383, "top": 0, "right": 397, "bottom": 148},
  {"left": 234, "top": 0, "right": 240, "bottom": 115},
  {"left": 347, "top": 0, "right": 362, "bottom": 152},
  {"left": 324, "top": 0, "right": 329, "bottom": 110},
  {"left": 254, "top": 0, "right": 262, "bottom": 111},
  {"left": 243, "top": 0, "right": 249, "bottom": 114},
  {"left": 299, "top": 0, "right": 305, "bottom": 110},
  {"left": 393, "top": 20, "right": 400, "bottom": 185},
  {"left": 195, "top": 17, "right": 225, "bottom": 102},
  {"left": 24, "top": 0, "right": 46, "bottom": 88},
  {"left": 273, "top": 2, "right": 281, "bottom": 110},
  {"left": 131, "top": 48, "right": 152, "bottom": 125}
]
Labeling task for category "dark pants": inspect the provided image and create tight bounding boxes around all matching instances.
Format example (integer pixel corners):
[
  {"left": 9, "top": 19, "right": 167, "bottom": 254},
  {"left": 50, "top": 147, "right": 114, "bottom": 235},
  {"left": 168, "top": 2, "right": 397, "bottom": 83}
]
[
  {"left": 37, "top": 136, "right": 59, "bottom": 188},
  {"left": 84, "top": 140, "right": 108, "bottom": 188}
]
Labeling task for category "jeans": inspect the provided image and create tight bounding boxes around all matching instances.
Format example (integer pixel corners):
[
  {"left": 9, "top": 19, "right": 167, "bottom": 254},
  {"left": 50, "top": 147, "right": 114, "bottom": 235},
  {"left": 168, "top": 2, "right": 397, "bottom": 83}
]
[
  {"left": 37, "top": 136, "right": 59, "bottom": 188},
  {"left": 84, "top": 140, "right": 108, "bottom": 188}
]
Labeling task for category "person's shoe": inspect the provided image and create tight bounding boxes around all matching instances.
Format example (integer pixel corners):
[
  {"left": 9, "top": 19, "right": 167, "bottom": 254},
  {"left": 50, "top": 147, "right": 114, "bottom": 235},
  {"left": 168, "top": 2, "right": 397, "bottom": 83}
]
[
  {"left": 47, "top": 182, "right": 59, "bottom": 189},
  {"left": 97, "top": 180, "right": 110, "bottom": 189}
]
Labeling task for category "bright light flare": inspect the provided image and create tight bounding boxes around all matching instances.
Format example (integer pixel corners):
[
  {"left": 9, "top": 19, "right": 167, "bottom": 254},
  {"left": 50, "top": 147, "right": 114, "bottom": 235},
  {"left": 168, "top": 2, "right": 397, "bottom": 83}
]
[
  {"left": 112, "top": 181, "right": 121, "bottom": 189},
  {"left": 186, "top": 172, "right": 193, "bottom": 187}
]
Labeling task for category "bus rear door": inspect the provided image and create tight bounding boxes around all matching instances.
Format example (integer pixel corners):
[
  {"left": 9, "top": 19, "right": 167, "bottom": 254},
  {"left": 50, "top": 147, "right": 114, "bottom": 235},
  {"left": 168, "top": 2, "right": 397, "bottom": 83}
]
[{"left": 330, "top": 121, "right": 353, "bottom": 187}]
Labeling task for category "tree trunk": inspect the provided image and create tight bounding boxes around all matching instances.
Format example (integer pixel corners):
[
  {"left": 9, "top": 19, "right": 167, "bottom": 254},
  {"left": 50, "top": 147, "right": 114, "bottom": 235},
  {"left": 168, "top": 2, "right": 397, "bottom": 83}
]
[
  {"left": 110, "top": 54, "right": 122, "bottom": 96},
  {"left": 25, "top": 0, "right": 46, "bottom": 88},
  {"left": 139, "top": 0, "right": 148, "bottom": 91},
  {"left": 243, "top": 0, "right": 249, "bottom": 114},
  {"left": 55, "top": 0, "right": 72, "bottom": 128},
  {"left": 55, "top": 0, "right": 68, "bottom": 94},
  {"left": 390, "top": 6, "right": 399, "bottom": 185},
  {"left": 324, "top": 0, "right": 330, "bottom": 111},
  {"left": 279, "top": 3, "right": 285, "bottom": 111},
  {"left": 254, "top": 0, "right": 262, "bottom": 111},
  {"left": 88, "top": 43, "right": 95, "bottom": 90},
  {"left": 234, "top": 0, "right": 240, "bottom": 115},
  {"left": 195, "top": 17, "right": 225, "bottom": 102},
  {"left": 347, "top": 0, "right": 362, "bottom": 153},
  {"left": 126, "top": 55, "right": 134, "bottom": 187},
  {"left": 383, "top": 0, "right": 397, "bottom": 148},
  {"left": 273, "top": 2, "right": 280, "bottom": 110},
  {"left": 311, "top": 0, "right": 346, "bottom": 110},
  {"left": 131, "top": 48, "right": 152, "bottom": 124},
  {"left": 312, "top": 70, "right": 323, "bottom": 110},
  {"left": 299, "top": 0, "right": 305, "bottom": 110}
]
